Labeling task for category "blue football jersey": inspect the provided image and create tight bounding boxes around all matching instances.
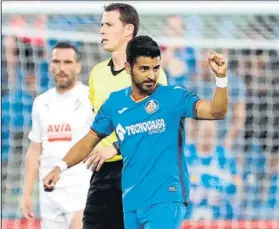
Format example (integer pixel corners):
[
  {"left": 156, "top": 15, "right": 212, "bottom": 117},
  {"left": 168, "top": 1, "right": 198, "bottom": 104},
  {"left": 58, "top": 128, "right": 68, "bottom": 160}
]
[{"left": 91, "top": 84, "right": 200, "bottom": 212}]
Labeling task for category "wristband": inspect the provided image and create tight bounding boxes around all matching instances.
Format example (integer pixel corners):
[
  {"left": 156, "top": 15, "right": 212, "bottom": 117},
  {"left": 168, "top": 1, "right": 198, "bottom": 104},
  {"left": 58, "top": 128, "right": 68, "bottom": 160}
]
[
  {"left": 113, "top": 141, "right": 121, "bottom": 155},
  {"left": 55, "top": 161, "right": 68, "bottom": 172},
  {"left": 215, "top": 76, "right": 228, "bottom": 88}
]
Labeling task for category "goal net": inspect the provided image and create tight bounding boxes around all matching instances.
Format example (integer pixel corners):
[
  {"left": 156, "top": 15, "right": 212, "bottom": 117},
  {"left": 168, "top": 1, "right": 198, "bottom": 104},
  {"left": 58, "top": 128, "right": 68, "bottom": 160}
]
[{"left": 2, "top": 1, "right": 279, "bottom": 229}]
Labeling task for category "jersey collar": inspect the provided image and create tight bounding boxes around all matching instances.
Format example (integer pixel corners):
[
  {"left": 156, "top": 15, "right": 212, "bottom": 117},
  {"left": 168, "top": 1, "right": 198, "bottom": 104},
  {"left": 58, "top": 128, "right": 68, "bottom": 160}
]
[
  {"left": 55, "top": 81, "right": 81, "bottom": 98},
  {"left": 130, "top": 83, "right": 160, "bottom": 103},
  {"left": 107, "top": 58, "right": 125, "bottom": 76}
]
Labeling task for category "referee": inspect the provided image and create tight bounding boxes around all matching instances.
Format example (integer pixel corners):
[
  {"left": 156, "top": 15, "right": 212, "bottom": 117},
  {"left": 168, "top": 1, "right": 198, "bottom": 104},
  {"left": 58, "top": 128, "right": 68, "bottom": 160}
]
[{"left": 82, "top": 3, "right": 167, "bottom": 229}]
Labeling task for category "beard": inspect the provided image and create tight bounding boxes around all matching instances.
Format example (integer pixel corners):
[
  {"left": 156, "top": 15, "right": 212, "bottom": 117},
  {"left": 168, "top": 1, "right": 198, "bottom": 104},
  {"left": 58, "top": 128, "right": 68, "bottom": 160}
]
[
  {"left": 132, "top": 80, "right": 153, "bottom": 94},
  {"left": 131, "top": 70, "right": 156, "bottom": 94},
  {"left": 55, "top": 75, "right": 74, "bottom": 89}
]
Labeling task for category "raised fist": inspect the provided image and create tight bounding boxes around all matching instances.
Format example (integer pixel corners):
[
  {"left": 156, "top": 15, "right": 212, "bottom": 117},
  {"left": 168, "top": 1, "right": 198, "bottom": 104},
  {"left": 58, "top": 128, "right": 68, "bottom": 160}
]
[{"left": 208, "top": 51, "right": 227, "bottom": 78}]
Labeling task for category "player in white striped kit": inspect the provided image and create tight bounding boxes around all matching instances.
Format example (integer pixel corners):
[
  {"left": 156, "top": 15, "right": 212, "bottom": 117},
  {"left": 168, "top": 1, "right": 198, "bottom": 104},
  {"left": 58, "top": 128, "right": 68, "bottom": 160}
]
[{"left": 20, "top": 42, "right": 93, "bottom": 229}]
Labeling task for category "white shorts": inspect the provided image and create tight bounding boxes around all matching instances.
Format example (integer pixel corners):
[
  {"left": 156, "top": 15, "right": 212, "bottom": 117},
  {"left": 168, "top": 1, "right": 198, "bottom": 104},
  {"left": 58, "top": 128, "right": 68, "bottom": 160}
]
[
  {"left": 41, "top": 212, "right": 74, "bottom": 229},
  {"left": 39, "top": 183, "right": 89, "bottom": 223}
]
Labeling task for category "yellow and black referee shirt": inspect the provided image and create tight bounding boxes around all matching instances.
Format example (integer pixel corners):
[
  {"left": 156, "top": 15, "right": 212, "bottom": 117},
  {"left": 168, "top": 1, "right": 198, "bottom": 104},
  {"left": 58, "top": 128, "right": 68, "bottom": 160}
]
[{"left": 89, "top": 58, "right": 168, "bottom": 162}]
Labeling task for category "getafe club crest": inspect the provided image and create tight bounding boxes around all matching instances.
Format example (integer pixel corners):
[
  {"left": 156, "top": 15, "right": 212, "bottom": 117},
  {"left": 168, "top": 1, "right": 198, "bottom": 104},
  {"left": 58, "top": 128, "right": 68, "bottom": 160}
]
[{"left": 145, "top": 100, "right": 159, "bottom": 114}]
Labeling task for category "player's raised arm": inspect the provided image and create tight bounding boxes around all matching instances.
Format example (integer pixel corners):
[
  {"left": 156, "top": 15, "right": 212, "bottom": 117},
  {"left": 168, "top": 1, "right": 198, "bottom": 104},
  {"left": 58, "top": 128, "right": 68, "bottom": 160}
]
[{"left": 196, "top": 51, "right": 228, "bottom": 120}]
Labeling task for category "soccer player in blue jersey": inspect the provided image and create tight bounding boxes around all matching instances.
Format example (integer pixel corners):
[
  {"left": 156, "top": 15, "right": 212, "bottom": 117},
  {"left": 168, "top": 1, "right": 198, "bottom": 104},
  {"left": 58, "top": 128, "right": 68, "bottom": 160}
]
[{"left": 43, "top": 35, "right": 229, "bottom": 229}]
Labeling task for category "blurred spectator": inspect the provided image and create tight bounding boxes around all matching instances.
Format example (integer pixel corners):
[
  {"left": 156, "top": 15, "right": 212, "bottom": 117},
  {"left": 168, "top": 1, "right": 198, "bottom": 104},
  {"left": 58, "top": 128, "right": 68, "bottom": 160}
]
[
  {"left": 242, "top": 49, "right": 279, "bottom": 159},
  {"left": 9, "top": 15, "right": 46, "bottom": 47},
  {"left": 241, "top": 143, "right": 266, "bottom": 219},
  {"left": 3, "top": 36, "right": 21, "bottom": 91},
  {"left": 35, "top": 58, "right": 52, "bottom": 93},
  {"left": 187, "top": 49, "right": 247, "bottom": 151},
  {"left": 1, "top": 72, "right": 37, "bottom": 217},
  {"left": 6, "top": 15, "right": 48, "bottom": 88},
  {"left": 3, "top": 33, "right": 46, "bottom": 93},
  {"left": 238, "top": 143, "right": 278, "bottom": 220},
  {"left": 265, "top": 156, "right": 279, "bottom": 219},
  {"left": 185, "top": 121, "right": 242, "bottom": 220},
  {"left": 2, "top": 34, "right": 37, "bottom": 160},
  {"left": 2, "top": 73, "right": 37, "bottom": 160},
  {"left": 161, "top": 15, "right": 196, "bottom": 87}
]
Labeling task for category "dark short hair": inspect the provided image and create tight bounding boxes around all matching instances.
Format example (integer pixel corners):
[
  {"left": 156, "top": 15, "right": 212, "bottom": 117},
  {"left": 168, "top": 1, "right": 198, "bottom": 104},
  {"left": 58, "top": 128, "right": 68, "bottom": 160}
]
[
  {"left": 104, "top": 3, "right": 140, "bottom": 37},
  {"left": 126, "top": 35, "right": 161, "bottom": 66},
  {"left": 53, "top": 42, "right": 81, "bottom": 61}
]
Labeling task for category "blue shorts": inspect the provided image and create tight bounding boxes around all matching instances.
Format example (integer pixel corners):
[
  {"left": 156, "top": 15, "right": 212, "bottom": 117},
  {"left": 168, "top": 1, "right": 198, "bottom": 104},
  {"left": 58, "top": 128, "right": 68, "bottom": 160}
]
[{"left": 124, "top": 202, "right": 186, "bottom": 229}]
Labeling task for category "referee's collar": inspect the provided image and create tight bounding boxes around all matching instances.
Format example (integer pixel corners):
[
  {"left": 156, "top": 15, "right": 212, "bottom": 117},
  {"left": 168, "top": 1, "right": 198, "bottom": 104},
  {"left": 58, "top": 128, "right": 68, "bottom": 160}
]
[
  {"left": 107, "top": 58, "right": 113, "bottom": 66},
  {"left": 108, "top": 59, "right": 125, "bottom": 76}
]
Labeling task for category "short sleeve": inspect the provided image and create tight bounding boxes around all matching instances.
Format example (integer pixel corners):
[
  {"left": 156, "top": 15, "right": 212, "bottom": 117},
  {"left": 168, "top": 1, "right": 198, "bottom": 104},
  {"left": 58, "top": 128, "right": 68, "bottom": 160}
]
[
  {"left": 91, "top": 96, "right": 114, "bottom": 138},
  {"left": 28, "top": 98, "right": 42, "bottom": 143},
  {"left": 175, "top": 87, "right": 200, "bottom": 118}
]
